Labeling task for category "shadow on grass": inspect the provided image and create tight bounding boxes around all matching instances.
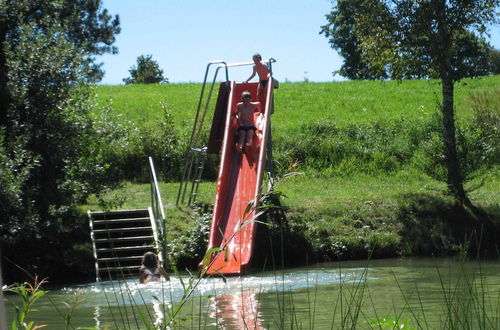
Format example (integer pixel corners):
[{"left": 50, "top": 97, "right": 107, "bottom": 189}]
[{"left": 396, "top": 192, "right": 500, "bottom": 257}]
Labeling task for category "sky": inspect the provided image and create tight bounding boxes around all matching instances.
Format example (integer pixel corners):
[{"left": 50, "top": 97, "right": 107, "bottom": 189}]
[{"left": 98, "top": 0, "right": 500, "bottom": 85}]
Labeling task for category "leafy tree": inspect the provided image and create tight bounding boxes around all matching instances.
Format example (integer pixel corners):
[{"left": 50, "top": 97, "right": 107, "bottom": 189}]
[
  {"left": 489, "top": 48, "right": 500, "bottom": 74},
  {"left": 0, "top": 0, "right": 120, "bottom": 128},
  {"left": 124, "top": 54, "right": 168, "bottom": 84},
  {"left": 322, "top": 0, "right": 498, "bottom": 205},
  {"left": 320, "top": 0, "right": 392, "bottom": 79},
  {"left": 0, "top": 1, "right": 120, "bottom": 282}
]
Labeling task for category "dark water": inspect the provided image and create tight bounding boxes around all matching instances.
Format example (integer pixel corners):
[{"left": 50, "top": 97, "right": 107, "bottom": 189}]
[{"left": 4, "top": 257, "right": 500, "bottom": 329}]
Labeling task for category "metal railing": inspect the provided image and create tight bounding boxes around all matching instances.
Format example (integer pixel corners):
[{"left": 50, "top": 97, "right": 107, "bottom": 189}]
[{"left": 149, "top": 156, "right": 167, "bottom": 262}]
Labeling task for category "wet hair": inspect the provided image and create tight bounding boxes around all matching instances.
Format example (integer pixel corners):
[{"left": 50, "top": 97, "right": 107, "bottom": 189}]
[
  {"left": 252, "top": 53, "right": 262, "bottom": 61},
  {"left": 242, "top": 90, "right": 252, "bottom": 99},
  {"left": 141, "top": 251, "right": 159, "bottom": 268}
]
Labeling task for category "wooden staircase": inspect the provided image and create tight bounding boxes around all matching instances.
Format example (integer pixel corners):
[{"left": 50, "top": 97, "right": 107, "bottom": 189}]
[{"left": 88, "top": 208, "right": 161, "bottom": 282}]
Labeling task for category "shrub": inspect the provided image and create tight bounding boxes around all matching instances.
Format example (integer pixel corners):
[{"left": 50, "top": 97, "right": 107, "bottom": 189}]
[
  {"left": 274, "top": 117, "right": 436, "bottom": 177},
  {"left": 167, "top": 205, "right": 211, "bottom": 270},
  {"left": 92, "top": 102, "right": 185, "bottom": 182},
  {"left": 468, "top": 88, "right": 500, "bottom": 166}
]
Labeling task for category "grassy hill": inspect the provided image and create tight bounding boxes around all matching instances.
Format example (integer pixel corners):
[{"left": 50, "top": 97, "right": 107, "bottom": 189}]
[
  {"left": 95, "top": 75, "right": 498, "bottom": 129},
  {"left": 87, "top": 76, "right": 500, "bottom": 268}
]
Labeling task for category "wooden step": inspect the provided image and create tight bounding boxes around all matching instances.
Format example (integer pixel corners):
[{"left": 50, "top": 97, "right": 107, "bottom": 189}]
[
  {"left": 94, "top": 235, "right": 154, "bottom": 243},
  {"left": 97, "top": 255, "right": 144, "bottom": 262},
  {"left": 96, "top": 245, "right": 155, "bottom": 252},
  {"left": 93, "top": 226, "right": 152, "bottom": 233},
  {"left": 92, "top": 217, "right": 150, "bottom": 225}
]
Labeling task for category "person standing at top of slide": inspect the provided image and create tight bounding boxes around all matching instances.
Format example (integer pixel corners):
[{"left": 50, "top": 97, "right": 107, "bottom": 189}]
[{"left": 245, "top": 53, "right": 270, "bottom": 96}]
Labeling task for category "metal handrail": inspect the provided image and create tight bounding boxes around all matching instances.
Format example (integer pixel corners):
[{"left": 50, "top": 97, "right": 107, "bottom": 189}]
[
  {"left": 216, "top": 57, "right": 276, "bottom": 70},
  {"left": 149, "top": 157, "right": 166, "bottom": 262}
]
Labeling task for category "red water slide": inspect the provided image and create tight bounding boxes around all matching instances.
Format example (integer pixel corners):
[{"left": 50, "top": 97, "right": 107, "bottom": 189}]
[{"left": 204, "top": 80, "right": 273, "bottom": 275}]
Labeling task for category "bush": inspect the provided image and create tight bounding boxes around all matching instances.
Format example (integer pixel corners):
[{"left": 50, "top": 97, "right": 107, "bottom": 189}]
[
  {"left": 167, "top": 205, "right": 211, "bottom": 270},
  {"left": 273, "top": 117, "right": 435, "bottom": 177},
  {"left": 92, "top": 102, "right": 185, "bottom": 182},
  {"left": 468, "top": 88, "right": 500, "bottom": 166}
]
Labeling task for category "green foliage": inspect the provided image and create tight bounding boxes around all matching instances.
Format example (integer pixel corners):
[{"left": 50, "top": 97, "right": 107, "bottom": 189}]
[
  {"left": 335, "top": 0, "right": 498, "bottom": 82},
  {"left": 90, "top": 77, "right": 499, "bottom": 183},
  {"left": 468, "top": 88, "right": 500, "bottom": 166},
  {"left": 4, "top": 25, "right": 102, "bottom": 216},
  {"left": 3, "top": 276, "right": 48, "bottom": 330},
  {"left": 91, "top": 100, "right": 184, "bottom": 182},
  {"left": 123, "top": 54, "right": 168, "bottom": 85},
  {"left": 286, "top": 202, "right": 401, "bottom": 261},
  {"left": 0, "top": 0, "right": 120, "bottom": 283},
  {"left": 320, "top": 0, "right": 394, "bottom": 79},
  {"left": 489, "top": 48, "right": 500, "bottom": 75},
  {"left": 167, "top": 205, "right": 211, "bottom": 269},
  {"left": 324, "top": 0, "right": 498, "bottom": 204},
  {"left": 274, "top": 116, "right": 438, "bottom": 177},
  {"left": 0, "top": 0, "right": 120, "bottom": 85},
  {"left": 0, "top": 134, "right": 38, "bottom": 244}
]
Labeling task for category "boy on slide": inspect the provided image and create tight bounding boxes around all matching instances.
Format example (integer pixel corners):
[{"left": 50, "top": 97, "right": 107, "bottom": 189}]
[{"left": 236, "top": 90, "right": 260, "bottom": 153}]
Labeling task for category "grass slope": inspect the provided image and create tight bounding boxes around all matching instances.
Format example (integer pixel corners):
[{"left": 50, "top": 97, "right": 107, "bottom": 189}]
[
  {"left": 88, "top": 76, "right": 500, "bottom": 267},
  {"left": 95, "top": 76, "right": 499, "bottom": 130}
]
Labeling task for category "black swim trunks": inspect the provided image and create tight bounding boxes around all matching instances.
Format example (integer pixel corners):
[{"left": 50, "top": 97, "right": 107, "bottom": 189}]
[{"left": 240, "top": 125, "right": 257, "bottom": 131}]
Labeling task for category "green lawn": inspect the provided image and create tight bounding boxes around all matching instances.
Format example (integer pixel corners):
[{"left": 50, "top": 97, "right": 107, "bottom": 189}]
[
  {"left": 95, "top": 75, "right": 500, "bottom": 132},
  {"left": 86, "top": 76, "right": 500, "bottom": 266}
]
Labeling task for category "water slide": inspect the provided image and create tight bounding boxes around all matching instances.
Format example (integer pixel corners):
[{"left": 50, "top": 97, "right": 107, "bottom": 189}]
[{"left": 204, "top": 79, "right": 273, "bottom": 275}]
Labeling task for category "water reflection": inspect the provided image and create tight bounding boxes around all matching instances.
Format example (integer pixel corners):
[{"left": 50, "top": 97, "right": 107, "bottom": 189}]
[
  {"left": 211, "top": 290, "right": 264, "bottom": 329},
  {"left": 93, "top": 306, "right": 100, "bottom": 329}
]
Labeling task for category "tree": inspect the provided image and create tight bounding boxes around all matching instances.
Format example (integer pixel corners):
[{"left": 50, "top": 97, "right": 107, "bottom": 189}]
[
  {"left": 0, "top": 0, "right": 120, "bottom": 129},
  {"left": 0, "top": 0, "right": 121, "bottom": 282},
  {"left": 489, "top": 48, "right": 500, "bottom": 74},
  {"left": 123, "top": 54, "right": 168, "bottom": 84},
  {"left": 322, "top": 0, "right": 498, "bottom": 205},
  {"left": 320, "top": 0, "right": 392, "bottom": 79}
]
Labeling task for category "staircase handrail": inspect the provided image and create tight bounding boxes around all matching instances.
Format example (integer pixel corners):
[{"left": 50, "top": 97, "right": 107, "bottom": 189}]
[{"left": 148, "top": 157, "right": 166, "bottom": 261}]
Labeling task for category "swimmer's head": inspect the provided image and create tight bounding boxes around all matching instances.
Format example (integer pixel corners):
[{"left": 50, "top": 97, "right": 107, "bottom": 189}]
[{"left": 142, "top": 251, "right": 159, "bottom": 268}]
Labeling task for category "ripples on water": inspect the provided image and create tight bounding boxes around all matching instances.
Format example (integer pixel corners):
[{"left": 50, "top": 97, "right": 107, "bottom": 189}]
[{"left": 61, "top": 266, "right": 371, "bottom": 307}]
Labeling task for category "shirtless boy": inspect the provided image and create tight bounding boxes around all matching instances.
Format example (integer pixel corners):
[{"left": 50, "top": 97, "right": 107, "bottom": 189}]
[
  {"left": 245, "top": 53, "right": 270, "bottom": 96},
  {"left": 236, "top": 90, "right": 260, "bottom": 152}
]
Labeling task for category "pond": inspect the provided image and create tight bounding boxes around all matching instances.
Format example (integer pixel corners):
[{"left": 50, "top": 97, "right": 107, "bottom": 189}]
[{"left": 4, "top": 257, "right": 500, "bottom": 329}]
